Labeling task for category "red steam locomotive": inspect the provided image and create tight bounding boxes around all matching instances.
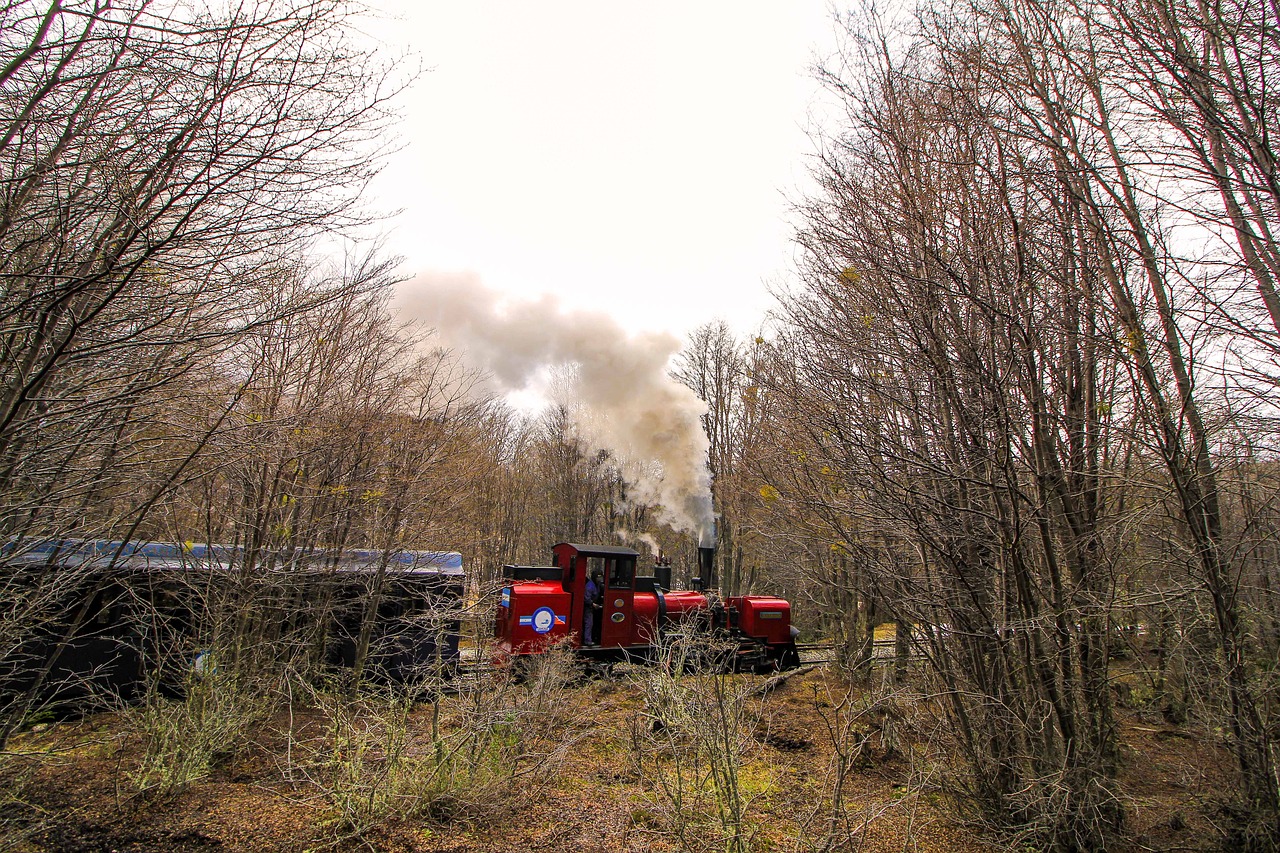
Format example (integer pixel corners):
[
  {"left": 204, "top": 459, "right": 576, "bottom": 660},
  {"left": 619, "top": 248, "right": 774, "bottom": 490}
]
[{"left": 493, "top": 542, "right": 800, "bottom": 671}]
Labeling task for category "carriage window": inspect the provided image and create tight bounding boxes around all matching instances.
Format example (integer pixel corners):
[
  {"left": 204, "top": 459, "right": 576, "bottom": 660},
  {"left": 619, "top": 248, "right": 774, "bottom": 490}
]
[{"left": 608, "top": 557, "right": 634, "bottom": 590}]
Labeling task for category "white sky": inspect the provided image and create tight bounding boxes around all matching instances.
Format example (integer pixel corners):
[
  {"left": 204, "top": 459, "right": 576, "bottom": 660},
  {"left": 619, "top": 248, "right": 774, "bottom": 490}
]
[{"left": 361, "top": 2, "right": 840, "bottom": 338}]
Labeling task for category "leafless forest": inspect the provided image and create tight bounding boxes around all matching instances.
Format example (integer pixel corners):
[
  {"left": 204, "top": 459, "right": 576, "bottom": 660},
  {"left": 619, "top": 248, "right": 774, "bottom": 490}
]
[{"left": 2, "top": 0, "right": 1280, "bottom": 851}]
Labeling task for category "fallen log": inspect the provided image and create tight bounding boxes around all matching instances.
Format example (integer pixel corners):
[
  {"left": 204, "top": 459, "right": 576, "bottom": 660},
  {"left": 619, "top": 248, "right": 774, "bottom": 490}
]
[{"left": 750, "top": 664, "right": 820, "bottom": 697}]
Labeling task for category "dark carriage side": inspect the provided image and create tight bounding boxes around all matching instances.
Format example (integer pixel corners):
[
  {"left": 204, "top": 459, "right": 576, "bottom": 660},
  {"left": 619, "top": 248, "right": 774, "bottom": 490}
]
[{"left": 0, "top": 541, "right": 465, "bottom": 722}]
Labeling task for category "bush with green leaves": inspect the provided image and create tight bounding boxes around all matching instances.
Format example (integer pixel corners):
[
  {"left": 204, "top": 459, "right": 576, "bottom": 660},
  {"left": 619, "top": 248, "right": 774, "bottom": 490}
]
[{"left": 128, "top": 668, "right": 268, "bottom": 796}]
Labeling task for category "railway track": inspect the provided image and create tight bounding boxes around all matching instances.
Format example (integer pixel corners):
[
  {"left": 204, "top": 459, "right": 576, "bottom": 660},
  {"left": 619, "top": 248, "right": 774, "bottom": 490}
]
[
  {"left": 796, "top": 643, "right": 832, "bottom": 665},
  {"left": 796, "top": 640, "right": 898, "bottom": 666},
  {"left": 448, "top": 642, "right": 897, "bottom": 682}
]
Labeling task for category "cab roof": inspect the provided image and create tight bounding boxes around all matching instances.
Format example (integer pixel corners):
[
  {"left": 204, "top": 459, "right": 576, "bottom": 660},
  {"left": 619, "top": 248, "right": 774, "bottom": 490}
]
[{"left": 555, "top": 543, "right": 640, "bottom": 558}]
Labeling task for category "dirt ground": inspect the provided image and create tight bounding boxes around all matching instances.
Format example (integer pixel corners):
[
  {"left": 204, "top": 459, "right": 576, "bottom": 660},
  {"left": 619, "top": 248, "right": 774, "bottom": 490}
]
[{"left": 0, "top": 665, "right": 1241, "bottom": 853}]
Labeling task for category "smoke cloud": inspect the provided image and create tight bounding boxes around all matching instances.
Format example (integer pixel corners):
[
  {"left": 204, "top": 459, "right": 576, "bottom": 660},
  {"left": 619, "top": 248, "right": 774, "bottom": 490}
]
[
  {"left": 397, "top": 273, "right": 714, "bottom": 541},
  {"left": 619, "top": 529, "right": 662, "bottom": 557}
]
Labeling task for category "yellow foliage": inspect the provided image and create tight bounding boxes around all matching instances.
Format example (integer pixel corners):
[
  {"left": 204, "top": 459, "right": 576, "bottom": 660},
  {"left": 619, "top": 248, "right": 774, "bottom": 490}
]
[
  {"left": 759, "top": 484, "right": 780, "bottom": 502},
  {"left": 1125, "top": 328, "right": 1143, "bottom": 356}
]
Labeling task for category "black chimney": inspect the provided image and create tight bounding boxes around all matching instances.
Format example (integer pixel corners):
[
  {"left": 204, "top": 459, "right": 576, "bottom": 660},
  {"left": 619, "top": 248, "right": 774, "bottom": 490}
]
[
  {"left": 697, "top": 545, "right": 716, "bottom": 592},
  {"left": 654, "top": 556, "right": 672, "bottom": 591}
]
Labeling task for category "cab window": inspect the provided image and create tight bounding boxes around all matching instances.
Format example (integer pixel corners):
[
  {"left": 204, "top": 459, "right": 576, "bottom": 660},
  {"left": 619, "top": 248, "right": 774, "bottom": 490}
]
[{"left": 608, "top": 557, "right": 634, "bottom": 590}]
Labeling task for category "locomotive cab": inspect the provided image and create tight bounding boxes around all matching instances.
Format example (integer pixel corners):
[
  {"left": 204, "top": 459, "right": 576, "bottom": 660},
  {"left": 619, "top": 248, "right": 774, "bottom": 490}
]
[{"left": 494, "top": 543, "right": 647, "bottom": 656}]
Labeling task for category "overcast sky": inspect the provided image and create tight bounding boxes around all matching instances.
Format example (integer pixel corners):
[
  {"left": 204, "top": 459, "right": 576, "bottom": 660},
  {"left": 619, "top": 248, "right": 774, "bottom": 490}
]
[{"left": 363, "top": 2, "right": 840, "bottom": 339}]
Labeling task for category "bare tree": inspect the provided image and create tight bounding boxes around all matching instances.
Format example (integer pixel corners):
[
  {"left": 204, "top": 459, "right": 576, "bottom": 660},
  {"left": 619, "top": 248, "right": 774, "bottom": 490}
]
[
  {"left": 957, "top": 0, "right": 1280, "bottom": 835},
  {"left": 0, "top": 0, "right": 403, "bottom": 541},
  {"left": 771, "top": 13, "right": 1129, "bottom": 845},
  {"left": 0, "top": 0, "right": 404, "bottom": 739},
  {"left": 674, "top": 322, "right": 748, "bottom": 592},
  {"left": 772, "top": 0, "right": 1280, "bottom": 845}
]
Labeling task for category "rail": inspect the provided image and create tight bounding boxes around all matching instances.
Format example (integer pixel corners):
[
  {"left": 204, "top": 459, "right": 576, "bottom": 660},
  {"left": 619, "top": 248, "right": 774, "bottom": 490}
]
[
  {"left": 449, "top": 641, "right": 904, "bottom": 681},
  {"left": 795, "top": 640, "right": 901, "bottom": 666}
]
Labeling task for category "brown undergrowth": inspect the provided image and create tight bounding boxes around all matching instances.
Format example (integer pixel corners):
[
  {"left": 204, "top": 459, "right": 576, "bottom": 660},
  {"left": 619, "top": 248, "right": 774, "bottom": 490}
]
[{"left": 0, "top": 665, "right": 1237, "bottom": 853}]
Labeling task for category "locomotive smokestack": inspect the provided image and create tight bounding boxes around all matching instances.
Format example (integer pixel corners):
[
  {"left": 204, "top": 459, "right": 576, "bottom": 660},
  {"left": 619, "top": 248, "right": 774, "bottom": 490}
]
[
  {"left": 693, "top": 519, "right": 716, "bottom": 591},
  {"left": 697, "top": 545, "right": 716, "bottom": 592}
]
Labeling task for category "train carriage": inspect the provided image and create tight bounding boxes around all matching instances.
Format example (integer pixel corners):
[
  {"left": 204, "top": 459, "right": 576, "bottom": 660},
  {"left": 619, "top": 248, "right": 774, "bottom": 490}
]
[{"left": 0, "top": 539, "right": 465, "bottom": 713}]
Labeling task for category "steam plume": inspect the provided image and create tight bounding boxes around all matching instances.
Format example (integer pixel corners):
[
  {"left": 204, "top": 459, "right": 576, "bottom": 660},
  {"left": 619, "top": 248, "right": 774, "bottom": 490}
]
[
  {"left": 397, "top": 273, "right": 714, "bottom": 540},
  {"left": 619, "top": 529, "right": 662, "bottom": 557}
]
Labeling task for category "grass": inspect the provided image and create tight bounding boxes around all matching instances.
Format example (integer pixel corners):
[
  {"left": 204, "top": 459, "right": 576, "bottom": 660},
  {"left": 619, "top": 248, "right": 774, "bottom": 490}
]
[{"left": 1, "top": 665, "right": 1242, "bottom": 853}]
